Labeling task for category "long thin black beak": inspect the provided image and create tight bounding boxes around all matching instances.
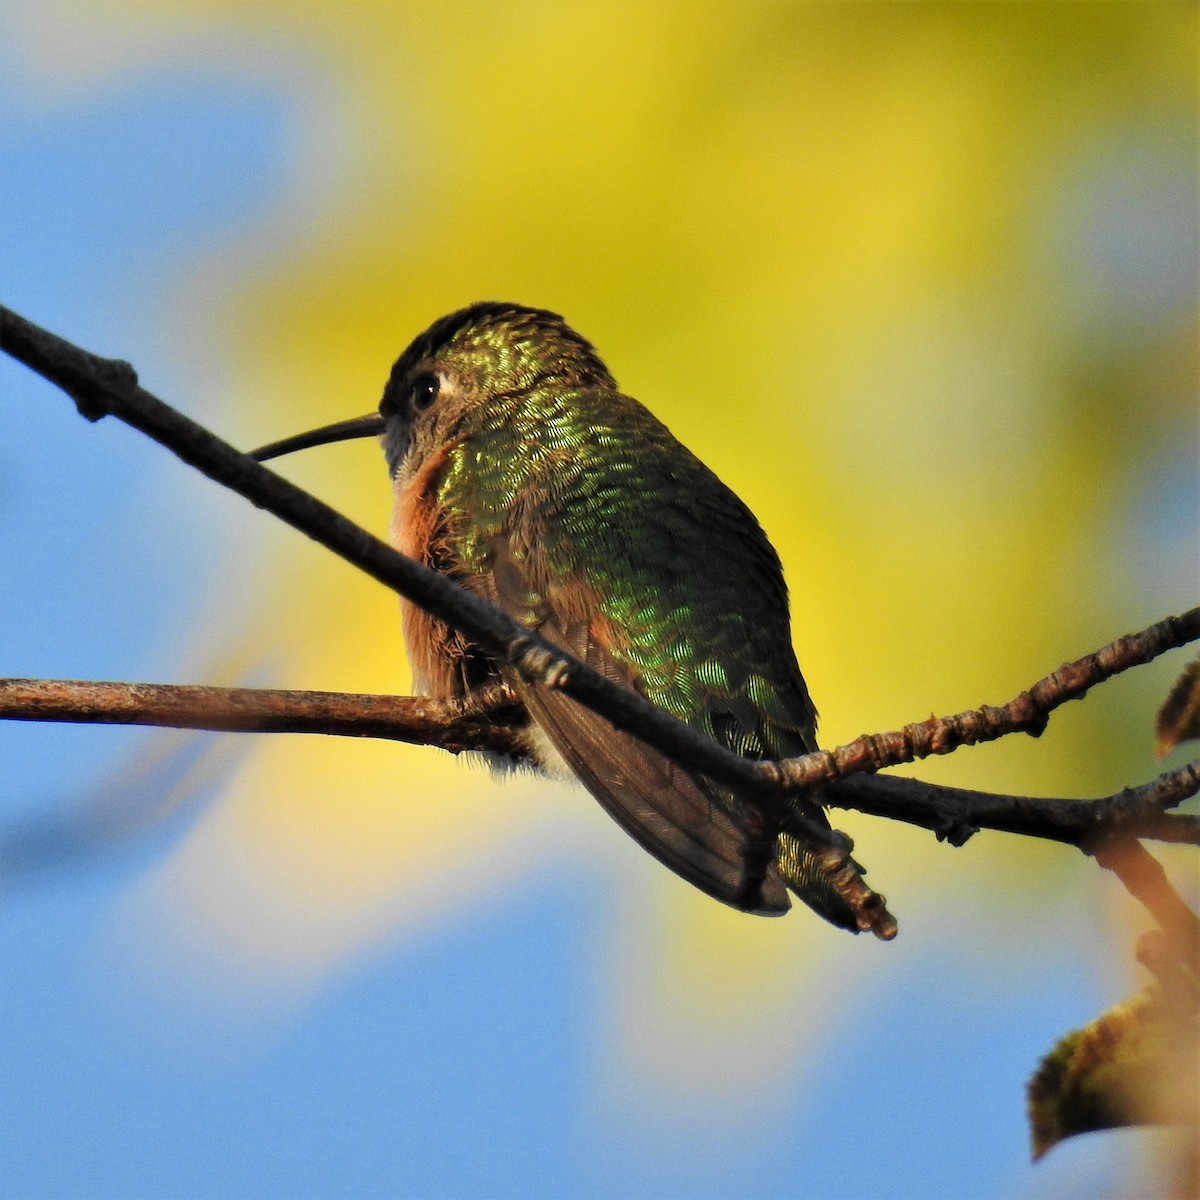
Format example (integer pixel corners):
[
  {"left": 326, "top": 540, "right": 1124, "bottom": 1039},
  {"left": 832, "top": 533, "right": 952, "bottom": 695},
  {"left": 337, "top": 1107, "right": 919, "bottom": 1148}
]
[{"left": 250, "top": 413, "right": 387, "bottom": 462}]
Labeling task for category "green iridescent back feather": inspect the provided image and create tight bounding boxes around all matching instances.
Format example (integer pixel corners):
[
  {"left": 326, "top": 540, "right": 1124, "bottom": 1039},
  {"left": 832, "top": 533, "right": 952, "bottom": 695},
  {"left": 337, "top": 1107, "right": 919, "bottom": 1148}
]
[{"left": 445, "top": 385, "right": 818, "bottom": 757}]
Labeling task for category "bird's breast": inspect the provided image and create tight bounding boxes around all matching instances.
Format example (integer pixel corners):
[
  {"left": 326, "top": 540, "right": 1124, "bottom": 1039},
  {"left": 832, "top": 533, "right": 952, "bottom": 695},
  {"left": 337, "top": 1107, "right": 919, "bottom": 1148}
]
[{"left": 389, "top": 440, "right": 471, "bottom": 698}]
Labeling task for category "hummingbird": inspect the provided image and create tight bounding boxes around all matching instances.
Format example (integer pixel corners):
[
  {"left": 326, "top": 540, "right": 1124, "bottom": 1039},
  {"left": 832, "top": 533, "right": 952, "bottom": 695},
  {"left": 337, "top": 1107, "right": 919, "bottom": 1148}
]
[{"left": 253, "top": 302, "right": 890, "bottom": 935}]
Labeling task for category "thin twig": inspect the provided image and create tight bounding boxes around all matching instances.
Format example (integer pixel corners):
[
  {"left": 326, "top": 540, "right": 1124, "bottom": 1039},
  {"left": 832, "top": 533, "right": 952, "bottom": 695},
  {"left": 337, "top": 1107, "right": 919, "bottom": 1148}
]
[
  {"left": 828, "top": 766, "right": 1200, "bottom": 848},
  {"left": 768, "top": 609, "right": 1200, "bottom": 792},
  {"left": 0, "top": 676, "right": 527, "bottom": 757},
  {"left": 1090, "top": 839, "right": 1200, "bottom": 947},
  {"left": 1089, "top": 839, "right": 1200, "bottom": 1007}
]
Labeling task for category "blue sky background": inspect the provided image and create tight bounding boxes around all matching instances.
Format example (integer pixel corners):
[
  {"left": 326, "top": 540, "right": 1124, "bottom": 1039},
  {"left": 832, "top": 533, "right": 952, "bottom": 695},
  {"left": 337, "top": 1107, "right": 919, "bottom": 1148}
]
[{"left": 1, "top": 6, "right": 1195, "bottom": 1199}]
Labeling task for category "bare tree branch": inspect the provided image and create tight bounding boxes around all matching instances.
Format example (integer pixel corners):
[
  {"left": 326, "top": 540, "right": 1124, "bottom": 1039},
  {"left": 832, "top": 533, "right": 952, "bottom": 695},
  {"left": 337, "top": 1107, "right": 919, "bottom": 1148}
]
[
  {"left": 1090, "top": 839, "right": 1200, "bottom": 1016},
  {"left": 1092, "top": 839, "right": 1200, "bottom": 953},
  {"left": 830, "top": 765, "right": 1200, "bottom": 848},
  {"left": 0, "top": 676, "right": 527, "bottom": 757},
  {"left": 771, "top": 610, "right": 1200, "bottom": 791},
  {"left": 2, "top": 303, "right": 1197, "bottom": 937},
  {"left": 3, "top": 675, "right": 1197, "bottom": 850}
]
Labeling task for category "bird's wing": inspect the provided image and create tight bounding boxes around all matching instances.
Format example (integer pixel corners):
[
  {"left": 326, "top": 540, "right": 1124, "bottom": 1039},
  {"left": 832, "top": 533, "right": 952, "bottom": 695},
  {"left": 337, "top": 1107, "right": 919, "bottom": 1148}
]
[{"left": 486, "top": 537, "right": 792, "bottom": 915}]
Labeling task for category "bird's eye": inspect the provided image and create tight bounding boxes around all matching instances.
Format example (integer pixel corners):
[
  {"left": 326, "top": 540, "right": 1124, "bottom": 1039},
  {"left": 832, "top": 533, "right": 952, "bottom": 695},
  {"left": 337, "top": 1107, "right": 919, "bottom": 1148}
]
[{"left": 411, "top": 373, "right": 440, "bottom": 410}]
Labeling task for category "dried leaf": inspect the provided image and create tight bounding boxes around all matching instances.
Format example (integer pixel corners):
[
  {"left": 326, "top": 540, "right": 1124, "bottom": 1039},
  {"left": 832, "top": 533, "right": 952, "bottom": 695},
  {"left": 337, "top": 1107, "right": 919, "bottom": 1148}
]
[
  {"left": 1156, "top": 657, "right": 1200, "bottom": 756},
  {"left": 1028, "top": 991, "right": 1199, "bottom": 1160}
]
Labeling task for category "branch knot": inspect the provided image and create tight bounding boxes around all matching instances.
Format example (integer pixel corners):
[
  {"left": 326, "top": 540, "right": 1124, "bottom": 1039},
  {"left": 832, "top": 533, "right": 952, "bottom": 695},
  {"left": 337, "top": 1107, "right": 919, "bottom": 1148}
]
[
  {"left": 69, "top": 357, "right": 138, "bottom": 423},
  {"left": 509, "top": 637, "right": 571, "bottom": 689}
]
